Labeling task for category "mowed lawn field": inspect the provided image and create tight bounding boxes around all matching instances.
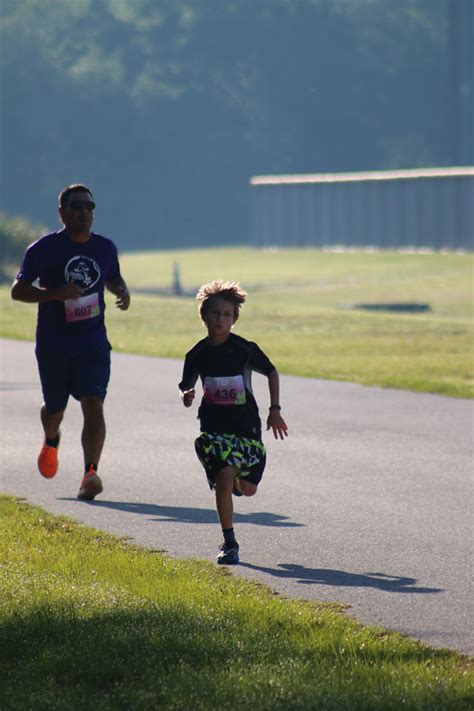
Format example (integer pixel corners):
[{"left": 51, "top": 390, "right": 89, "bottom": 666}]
[
  {"left": 1, "top": 495, "right": 473, "bottom": 711},
  {"left": 1, "top": 248, "right": 472, "bottom": 397},
  {"left": 1, "top": 251, "right": 473, "bottom": 709}
]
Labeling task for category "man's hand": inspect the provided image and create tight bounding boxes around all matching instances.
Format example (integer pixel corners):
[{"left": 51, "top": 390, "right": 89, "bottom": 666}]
[
  {"left": 114, "top": 286, "right": 130, "bottom": 311},
  {"left": 11, "top": 278, "right": 82, "bottom": 304},
  {"left": 181, "top": 389, "right": 195, "bottom": 407},
  {"left": 106, "top": 279, "right": 131, "bottom": 310},
  {"left": 266, "top": 410, "right": 288, "bottom": 440},
  {"left": 55, "top": 280, "right": 83, "bottom": 301}
]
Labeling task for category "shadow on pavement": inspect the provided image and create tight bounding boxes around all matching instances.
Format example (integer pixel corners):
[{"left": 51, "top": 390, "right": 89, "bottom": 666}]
[
  {"left": 240, "top": 562, "right": 443, "bottom": 594},
  {"left": 59, "top": 498, "right": 304, "bottom": 527}
]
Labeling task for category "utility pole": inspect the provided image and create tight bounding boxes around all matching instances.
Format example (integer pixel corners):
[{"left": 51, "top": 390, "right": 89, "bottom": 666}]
[{"left": 172, "top": 262, "right": 183, "bottom": 296}]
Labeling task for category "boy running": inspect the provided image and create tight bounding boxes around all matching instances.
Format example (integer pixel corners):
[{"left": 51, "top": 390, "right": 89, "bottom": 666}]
[{"left": 179, "top": 280, "right": 288, "bottom": 564}]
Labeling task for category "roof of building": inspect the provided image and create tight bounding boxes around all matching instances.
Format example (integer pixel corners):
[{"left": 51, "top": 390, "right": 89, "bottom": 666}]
[{"left": 250, "top": 166, "right": 474, "bottom": 186}]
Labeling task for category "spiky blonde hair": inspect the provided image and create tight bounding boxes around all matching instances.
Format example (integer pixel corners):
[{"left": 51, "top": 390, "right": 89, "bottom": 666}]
[{"left": 196, "top": 280, "right": 247, "bottom": 322}]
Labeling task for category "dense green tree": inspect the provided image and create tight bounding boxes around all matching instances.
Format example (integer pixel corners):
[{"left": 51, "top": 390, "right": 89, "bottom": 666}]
[
  {"left": 0, "top": 0, "right": 471, "bottom": 249},
  {"left": 0, "top": 212, "right": 46, "bottom": 281}
]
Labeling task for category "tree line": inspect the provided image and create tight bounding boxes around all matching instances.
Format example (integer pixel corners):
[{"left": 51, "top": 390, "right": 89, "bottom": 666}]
[{"left": 1, "top": 0, "right": 471, "bottom": 251}]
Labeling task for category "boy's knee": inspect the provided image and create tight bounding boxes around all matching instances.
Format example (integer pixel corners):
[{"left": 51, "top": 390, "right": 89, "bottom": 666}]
[{"left": 239, "top": 481, "right": 258, "bottom": 497}]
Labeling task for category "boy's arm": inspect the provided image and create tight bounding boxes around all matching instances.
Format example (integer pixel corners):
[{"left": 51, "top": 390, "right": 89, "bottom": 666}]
[
  {"left": 179, "top": 356, "right": 198, "bottom": 408},
  {"left": 180, "top": 388, "right": 196, "bottom": 407},
  {"left": 266, "top": 369, "right": 288, "bottom": 440}
]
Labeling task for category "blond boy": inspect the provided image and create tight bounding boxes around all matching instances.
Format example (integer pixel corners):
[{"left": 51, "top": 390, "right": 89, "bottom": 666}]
[{"left": 179, "top": 280, "right": 287, "bottom": 564}]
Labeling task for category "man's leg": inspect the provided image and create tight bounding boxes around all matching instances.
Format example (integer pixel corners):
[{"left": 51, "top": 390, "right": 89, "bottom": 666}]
[
  {"left": 80, "top": 395, "right": 106, "bottom": 467},
  {"left": 40, "top": 405, "right": 64, "bottom": 440},
  {"left": 77, "top": 396, "right": 105, "bottom": 501},
  {"left": 38, "top": 405, "right": 64, "bottom": 478},
  {"left": 36, "top": 351, "right": 68, "bottom": 478}
]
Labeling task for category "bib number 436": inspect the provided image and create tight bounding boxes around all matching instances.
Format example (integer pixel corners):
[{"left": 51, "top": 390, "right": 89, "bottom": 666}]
[
  {"left": 204, "top": 375, "right": 246, "bottom": 406},
  {"left": 214, "top": 388, "right": 237, "bottom": 401}
]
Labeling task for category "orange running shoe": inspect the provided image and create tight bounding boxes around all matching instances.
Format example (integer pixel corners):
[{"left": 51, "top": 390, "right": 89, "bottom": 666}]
[
  {"left": 37, "top": 432, "right": 61, "bottom": 479},
  {"left": 77, "top": 467, "right": 103, "bottom": 501}
]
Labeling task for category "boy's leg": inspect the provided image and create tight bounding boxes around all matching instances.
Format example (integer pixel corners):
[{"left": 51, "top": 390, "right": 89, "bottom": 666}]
[
  {"left": 215, "top": 465, "right": 239, "bottom": 530},
  {"left": 215, "top": 465, "right": 240, "bottom": 564},
  {"left": 233, "top": 478, "right": 257, "bottom": 497}
]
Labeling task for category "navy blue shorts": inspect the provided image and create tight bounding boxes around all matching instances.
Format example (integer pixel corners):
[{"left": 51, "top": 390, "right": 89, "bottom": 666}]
[{"left": 36, "top": 348, "right": 111, "bottom": 414}]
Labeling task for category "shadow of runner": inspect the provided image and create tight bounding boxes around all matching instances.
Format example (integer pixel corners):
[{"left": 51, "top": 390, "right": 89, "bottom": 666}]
[
  {"left": 59, "top": 498, "right": 304, "bottom": 527},
  {"left": 240, "top": 562, "right": 443, "bottom": 594}
]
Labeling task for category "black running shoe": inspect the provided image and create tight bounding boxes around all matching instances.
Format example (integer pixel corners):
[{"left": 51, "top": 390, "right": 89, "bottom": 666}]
[
  {"left": 232, "top": 480, "right": 243, "bottom": 496},
  {"left": 217, "top": 542, "right": 239, "bottom": 565}
]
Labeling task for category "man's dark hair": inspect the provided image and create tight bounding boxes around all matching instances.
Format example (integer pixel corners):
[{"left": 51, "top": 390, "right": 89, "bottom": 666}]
[{"left": 58, "top": 184, "right": 93, "bottom": 208}]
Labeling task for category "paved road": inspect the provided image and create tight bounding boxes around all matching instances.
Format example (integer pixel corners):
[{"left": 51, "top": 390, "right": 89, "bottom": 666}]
[{"left": 1, "top": 338, "right": 473, "bottom": 655}]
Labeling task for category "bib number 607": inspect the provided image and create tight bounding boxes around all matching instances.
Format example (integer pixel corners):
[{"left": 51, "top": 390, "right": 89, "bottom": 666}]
[{"left": 75, "top": 305, "right": 91, "bottom": 318}]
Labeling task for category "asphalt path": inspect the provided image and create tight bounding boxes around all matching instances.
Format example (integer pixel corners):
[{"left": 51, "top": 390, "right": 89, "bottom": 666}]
[{"left": 1, "top": 337, "right": 473, "bottom": 655}]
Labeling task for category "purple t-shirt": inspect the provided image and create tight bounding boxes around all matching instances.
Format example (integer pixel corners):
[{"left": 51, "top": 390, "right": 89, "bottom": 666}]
[{"left": 16, "top": 229, "right": 121, "bottom": 355}]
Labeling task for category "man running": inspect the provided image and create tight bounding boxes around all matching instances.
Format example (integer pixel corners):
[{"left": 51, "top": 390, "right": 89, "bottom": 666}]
[{"left": 11, "top": 184, "right": 130, "bottom": 500}]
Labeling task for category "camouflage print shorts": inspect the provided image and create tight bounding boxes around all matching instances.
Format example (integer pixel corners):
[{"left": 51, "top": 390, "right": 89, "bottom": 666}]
[{"left": 194, "top": 432, "right": 266, "bottom": 489}]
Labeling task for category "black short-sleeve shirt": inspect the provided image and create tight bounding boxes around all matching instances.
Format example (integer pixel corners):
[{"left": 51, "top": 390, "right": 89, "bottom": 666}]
[{"left": 179, "top": 333, "right": 275, "bottom": 438}]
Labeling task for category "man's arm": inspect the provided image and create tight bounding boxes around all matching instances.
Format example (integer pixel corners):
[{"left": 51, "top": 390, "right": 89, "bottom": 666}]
[
  {"left": 11, "top": 278, "right": 82, "bottom": 303},
  {"left": 105, "top": 276, "right": 131, "bottom": 311}
]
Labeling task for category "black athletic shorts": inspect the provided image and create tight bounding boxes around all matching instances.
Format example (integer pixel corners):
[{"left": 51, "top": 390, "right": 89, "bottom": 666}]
[{"left": 195, "top": 432, "right": 266, "bottom": 490}]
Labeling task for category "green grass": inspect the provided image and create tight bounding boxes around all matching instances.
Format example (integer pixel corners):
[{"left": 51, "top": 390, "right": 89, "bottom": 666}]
[
  {"left": 2, "top": 248, "right": 473, "bottom": 397},
  {"left": 1, "top": 495, "right": 472, "bottom": 710}
]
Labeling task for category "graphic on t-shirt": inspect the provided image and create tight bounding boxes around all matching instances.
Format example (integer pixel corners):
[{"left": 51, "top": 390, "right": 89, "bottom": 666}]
[
  {"left": 204, "top": 375, "right": 246, "bottom": 406},
  {"left": 65, "top": 256, "right": 100, "bottom": 290}
]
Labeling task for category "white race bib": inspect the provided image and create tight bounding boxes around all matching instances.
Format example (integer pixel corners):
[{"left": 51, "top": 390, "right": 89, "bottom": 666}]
[
  {"left": 65, "top": 292, "right": 100, "bottom": 322},
  {"left": 203, "top": 375, "right": 246, "bottom": 406}
]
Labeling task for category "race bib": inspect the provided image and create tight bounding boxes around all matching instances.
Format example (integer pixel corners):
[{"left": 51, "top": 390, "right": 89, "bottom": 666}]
[
  {"left": 203, "top": 375, "right": 246, "bottom": 406},
  {"left": 65, "top": 292, "right": 100, "bottom": 322}
]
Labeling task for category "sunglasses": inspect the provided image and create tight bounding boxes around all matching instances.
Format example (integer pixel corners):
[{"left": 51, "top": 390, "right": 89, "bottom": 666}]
[{"left": 66, "top": 201, "right": 96, "bottom": 211}]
